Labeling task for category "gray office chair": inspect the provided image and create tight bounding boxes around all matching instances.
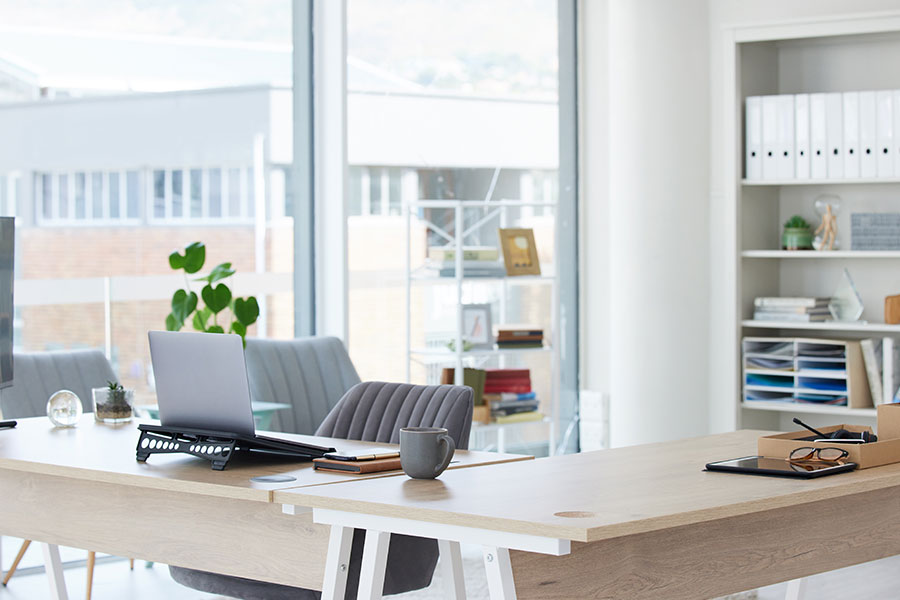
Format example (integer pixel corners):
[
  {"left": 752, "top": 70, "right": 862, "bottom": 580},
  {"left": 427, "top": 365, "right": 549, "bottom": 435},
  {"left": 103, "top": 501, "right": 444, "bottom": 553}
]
[
  {"left": 0, "top": 349, "right": 124, "bottom": 600},
  {"left": 0, "top": 349, "right": 116, "bottom": 418},
  {"left": 169, "top": 381, "right": 474, "bottom": 600},
  {"left": 244, "top": 337, "right": 361, "bottom": 434}
]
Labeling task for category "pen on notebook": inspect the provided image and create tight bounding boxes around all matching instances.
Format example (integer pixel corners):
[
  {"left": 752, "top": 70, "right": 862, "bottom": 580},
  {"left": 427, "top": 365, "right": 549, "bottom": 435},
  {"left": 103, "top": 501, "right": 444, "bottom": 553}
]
[{"left": 0, "top": 420, "right": 16, "bottom": 429}]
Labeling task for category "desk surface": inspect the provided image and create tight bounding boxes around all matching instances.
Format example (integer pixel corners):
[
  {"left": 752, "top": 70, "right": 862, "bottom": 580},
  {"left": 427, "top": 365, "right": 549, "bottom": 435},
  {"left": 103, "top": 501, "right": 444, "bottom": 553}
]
[
  {"left": 0, "top": 416, "right": 529, "bottom": 502},
  {"left": 275, "top": 429, "right": 900, "bottom": 543}
]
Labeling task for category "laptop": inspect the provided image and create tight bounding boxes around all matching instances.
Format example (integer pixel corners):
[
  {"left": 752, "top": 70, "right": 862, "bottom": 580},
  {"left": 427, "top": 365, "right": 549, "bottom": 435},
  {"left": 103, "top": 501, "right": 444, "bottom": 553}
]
[{"left": 144, "top": 330, "right": 333, "bottom": 459}]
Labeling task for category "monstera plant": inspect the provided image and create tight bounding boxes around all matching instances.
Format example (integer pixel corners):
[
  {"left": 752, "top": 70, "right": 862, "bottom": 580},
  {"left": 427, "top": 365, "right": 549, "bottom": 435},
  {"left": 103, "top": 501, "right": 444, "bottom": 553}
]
[{"left": 165, "top": 242, "right": 259, "bottom": 345}]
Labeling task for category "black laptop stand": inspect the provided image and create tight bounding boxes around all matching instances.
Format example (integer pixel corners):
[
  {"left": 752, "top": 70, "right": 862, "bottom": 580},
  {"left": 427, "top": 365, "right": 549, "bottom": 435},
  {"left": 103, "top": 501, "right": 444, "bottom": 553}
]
[{"left": 136, "top": 424, "right": 335, "bottom": 471}]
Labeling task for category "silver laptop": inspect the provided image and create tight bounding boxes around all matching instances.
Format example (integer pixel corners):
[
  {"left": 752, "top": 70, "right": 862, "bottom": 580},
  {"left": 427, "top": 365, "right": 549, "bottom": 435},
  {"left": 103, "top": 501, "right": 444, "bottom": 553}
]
[{"left": 149, "top": 330, "right": 256, "bottom": 437}]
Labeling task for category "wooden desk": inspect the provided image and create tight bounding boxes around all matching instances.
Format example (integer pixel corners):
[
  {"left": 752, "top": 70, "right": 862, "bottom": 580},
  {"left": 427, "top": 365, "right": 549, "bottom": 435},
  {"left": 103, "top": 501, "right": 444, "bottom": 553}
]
[
  {"left": 275, "top": 430, "right": 900, "bottom": 600},
  {"left": 0, "top": 415, "right": 529, "bottom": 599}
]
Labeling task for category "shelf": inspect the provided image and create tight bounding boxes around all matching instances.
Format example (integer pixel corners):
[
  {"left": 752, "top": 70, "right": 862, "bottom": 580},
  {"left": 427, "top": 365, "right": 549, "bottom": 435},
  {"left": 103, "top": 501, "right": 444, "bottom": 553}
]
[
  {"left": 410, "top": 346, "right": 552, "bottom": 358},
  {"left": 742, "top": 320, "right": 900, "bottom": 333},
  {"left": 471, "top": 416, "right": 552, "bottom": 431},
  {"left": 410, "top": 273, "right": 556, "bottom": 284},
  {"left": 741, "top": 400, "right": 876, "bottom": 418},
  {"left": 742, "top": 178, "right": 900, "bottom": 186},
  {"left": 742, "top": 250, "right": 900, "bottom": 259},
  {"left": 409, "top": 199, "right": 558, "bottom": 209}
]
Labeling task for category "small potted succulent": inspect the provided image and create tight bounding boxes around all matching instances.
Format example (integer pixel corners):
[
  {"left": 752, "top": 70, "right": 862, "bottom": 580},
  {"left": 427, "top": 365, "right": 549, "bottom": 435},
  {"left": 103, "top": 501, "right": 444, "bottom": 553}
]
[
  {"left": 782, "top": 215, "right": 813, "bottom": 250},
  {"left": 92, "top": 380, "right": 134, "bottom": 424}
]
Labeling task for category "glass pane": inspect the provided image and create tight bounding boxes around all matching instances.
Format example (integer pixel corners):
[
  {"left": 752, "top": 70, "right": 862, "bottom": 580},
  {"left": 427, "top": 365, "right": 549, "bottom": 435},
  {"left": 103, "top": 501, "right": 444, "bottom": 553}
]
[
  {"left": 152, "top": 170, "right": 165, "bottom": 219},
  {"left": 91, "top": 172, "right": 104, "bottom": 218},
  {"left": 171, "top": 169, "right": 183, "bottom": 218},
  {"left": 58, "top": 175, "right": 69, "bottom": 219},
  {"left": 41, "top": 174, "right": 53, "bottom": 219},
  {"left": 388, "top": 168, "right": 401, "bottom": 216},
  {"left": 74, "top": 173, "right": 86, "bottom": 219},
  {"left": 108, "top": 172, "right": 120, "bottom": 218},
  {"left": 246, "top": 167, "right": 255, "bottom": 216},
  {"left": 228, "top": 167, "right": 241, "bottom": 217},
  {"left": 368, "top": 167, "right": 382, "bottom": 216},
  {"left": 209, "top": 168, "right": 222, "bottom": 218},
  {"left": 349, "top": 167, "right": 363, "bottom": 216},
  {"left": 190, "top": 169, "right": 202, "bottom": 218},
  {"left": 126, "top": 171, "right": 140, "bottom": 219}
]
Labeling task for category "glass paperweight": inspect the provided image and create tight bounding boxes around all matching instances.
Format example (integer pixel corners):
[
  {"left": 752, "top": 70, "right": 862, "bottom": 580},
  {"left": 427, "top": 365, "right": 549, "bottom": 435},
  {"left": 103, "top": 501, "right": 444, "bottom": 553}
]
[
  {"left": 828, "top": 268, "right": 864, "bottom": 322},
  {"left": 46, "top": 389, "right": 83, "bottom": 428},
  {"left": 813, "top": 194, "right": 841, "bottom": 251}
]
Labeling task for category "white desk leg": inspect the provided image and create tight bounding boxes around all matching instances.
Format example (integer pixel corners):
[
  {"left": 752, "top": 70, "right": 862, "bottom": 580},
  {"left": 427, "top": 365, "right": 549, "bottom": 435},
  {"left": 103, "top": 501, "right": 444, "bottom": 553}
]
[
  {"left": 321, "top": 525, "right": 354, "bottom": 600},
  {"left": 40, "top": 543, "right": 69, "bottom": 600},
  {"left": 438, "top": 539, "right": 466, "bottom": 600},
  {"left": 785, "top": 577, "right": 807, "bottom": 600},
  {"left": 357, "top": 530, "right": 390, "bottom": 600},
  {"left": 483, "top": 546, "right": 516, "bottom": 600}
]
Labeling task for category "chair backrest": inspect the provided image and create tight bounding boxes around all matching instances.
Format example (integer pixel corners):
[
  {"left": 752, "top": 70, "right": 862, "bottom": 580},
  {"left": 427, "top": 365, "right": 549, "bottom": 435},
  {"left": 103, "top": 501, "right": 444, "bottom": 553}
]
[
  {"left": 315, "top": 381, "right": 474, "bottom": 450},
  {"left": 244, "top": 336, "right": 361, "bottom": 434},
  {"left": 0, "top": 350, "right": 117, "bottom": 419}
]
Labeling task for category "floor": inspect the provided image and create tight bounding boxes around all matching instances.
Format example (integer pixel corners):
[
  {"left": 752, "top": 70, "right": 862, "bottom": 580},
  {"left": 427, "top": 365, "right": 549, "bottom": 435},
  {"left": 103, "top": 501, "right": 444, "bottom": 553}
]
[{"left": 2, "top": 536, "right": 899, "bottom": 599}]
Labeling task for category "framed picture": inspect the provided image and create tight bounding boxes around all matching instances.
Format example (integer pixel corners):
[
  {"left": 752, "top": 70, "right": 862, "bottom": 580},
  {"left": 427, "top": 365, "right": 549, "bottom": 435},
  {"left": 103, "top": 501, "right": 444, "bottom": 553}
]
[
  {"left": 498, "top": 228, "right": 541, "bottom": 276},
  {"left": 462, "top": 303, "right": 493, "bottom": 349}
]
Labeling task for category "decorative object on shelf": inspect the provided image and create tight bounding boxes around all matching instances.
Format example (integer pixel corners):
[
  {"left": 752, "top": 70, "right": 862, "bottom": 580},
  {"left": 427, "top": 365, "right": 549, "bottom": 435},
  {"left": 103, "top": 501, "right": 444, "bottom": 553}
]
[
  {"left": 886, "top": 295, "right": 900, "bottom": 325},
  {"left": 781, "top": 215, "right": 813, "bottom": 250},
  {"left": 92, "top": 380, "right": 134, "bottom": 424},
  {"left": 851, "top": 213, "right": 900, "bottom": 250},
  {"left": 46, "top": 390, "right": 82, "bottom": 428},
  {"left": 813, "top": 195, "right": 841, "bottom": 250},
  {"left": 165, "top": 241, "right": 259, "bottom": 346},
  {"left": 461, "top": 303, "right": 493, "bottom": 349},
  {"left": 498, "top": 228, "right": 541, "bottom": 276},
  {"left": 828, "top": 268, "right": 865, "bottom": 322}
]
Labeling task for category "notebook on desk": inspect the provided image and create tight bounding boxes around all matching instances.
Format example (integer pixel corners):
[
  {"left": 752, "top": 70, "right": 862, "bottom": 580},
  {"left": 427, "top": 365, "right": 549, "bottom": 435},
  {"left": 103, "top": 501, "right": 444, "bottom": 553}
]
[{"left": 147, "top": 330, "right": 334, "bottom": 459}]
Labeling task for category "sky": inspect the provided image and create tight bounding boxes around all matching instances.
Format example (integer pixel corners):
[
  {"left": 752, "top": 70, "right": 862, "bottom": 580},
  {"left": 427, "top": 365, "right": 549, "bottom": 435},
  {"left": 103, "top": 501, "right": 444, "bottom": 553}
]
[{"left": 0, "top": 0, "right": 557, "bottom": 98}]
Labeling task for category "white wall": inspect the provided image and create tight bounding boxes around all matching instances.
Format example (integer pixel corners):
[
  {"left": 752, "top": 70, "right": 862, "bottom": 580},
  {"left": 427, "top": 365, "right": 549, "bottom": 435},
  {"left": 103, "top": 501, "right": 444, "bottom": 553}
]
[
  {"left": 706, "top": 0, "right": 900, "bottom": 433},
  {"left": 579, "top": 0, "right": 711, "bottom": 447}
]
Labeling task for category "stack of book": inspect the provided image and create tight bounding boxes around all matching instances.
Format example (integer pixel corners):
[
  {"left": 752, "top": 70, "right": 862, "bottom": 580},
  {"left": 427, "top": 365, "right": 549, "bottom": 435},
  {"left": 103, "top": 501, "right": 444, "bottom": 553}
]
[
  {"left": 483, "top": 368, "right": 542, "bottom": 424},
  {"left": 495, "top": 326, "right": 544, "bottom": 349},
  {"left": 753, "top": 297, "right": 832, "bottom": 322},
  {"left": 425, "top": 246, "right": 506, "bottom": 278}
]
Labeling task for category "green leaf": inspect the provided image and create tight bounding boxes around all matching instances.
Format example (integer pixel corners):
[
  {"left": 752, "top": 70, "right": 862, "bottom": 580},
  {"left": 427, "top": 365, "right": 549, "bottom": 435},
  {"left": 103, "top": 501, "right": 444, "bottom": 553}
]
[
  {"left": 168, "top": 251, "right": 184, "bottom": 271},
  {"left": 202, "top": 283, "right": 232, "bottom": 314},
  {"left": 171, "top": 289, "right": 198, "bottom": 323},
  {"left": 231, "top": 321, "right": 247, "bottom": 338},
  {"left": 208, "top": 262, "right": 235, "bottom": 284},
  {"left": 192, "top": 309, "right": 210, "bottom": 332},
  {"left": 233, "top": 296, "right": 260, "bottom": 326},
  {"left": 169, "top": 242, "right": 205, "bottom": 274},
  {"left": 207, "top": 325, "right": 225, "bottom": 334},
  {"left": 165, "top": 313, "right": 183, "bottom": 331},
  {"left": 183, "top": 242, "right": 206, "bottom": 274}
]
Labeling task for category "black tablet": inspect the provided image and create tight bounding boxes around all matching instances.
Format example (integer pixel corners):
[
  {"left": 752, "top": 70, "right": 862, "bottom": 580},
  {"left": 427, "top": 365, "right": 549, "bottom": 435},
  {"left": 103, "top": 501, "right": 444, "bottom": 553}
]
[{"left": 705, "top": 456, "right": 857, "bottom": 478}]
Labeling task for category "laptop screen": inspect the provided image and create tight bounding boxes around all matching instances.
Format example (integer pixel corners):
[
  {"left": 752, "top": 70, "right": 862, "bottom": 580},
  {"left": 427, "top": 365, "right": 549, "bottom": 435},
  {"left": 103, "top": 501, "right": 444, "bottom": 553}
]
[{"left": 148, "top": 331, "right": 256, "bottom": 437}]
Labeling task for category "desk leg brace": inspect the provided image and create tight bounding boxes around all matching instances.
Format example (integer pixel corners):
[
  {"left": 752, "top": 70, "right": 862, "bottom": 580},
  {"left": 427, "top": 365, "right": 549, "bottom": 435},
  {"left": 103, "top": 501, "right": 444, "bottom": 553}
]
[
  {"left": 40, "top": 543, "right": 69, "bottom": 600},
  {"left": 483, "top": 546, "right": 516, "bottom": 600},
  {"left": 322, "top": 525, "right": 354, "bottom": 600}
]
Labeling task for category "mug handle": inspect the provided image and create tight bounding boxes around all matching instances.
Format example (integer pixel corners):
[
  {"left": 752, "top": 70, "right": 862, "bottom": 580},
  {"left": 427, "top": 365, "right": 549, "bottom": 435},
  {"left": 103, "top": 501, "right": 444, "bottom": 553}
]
[{"left": 434, "top": 433, "right": 456, "bottom": 476}]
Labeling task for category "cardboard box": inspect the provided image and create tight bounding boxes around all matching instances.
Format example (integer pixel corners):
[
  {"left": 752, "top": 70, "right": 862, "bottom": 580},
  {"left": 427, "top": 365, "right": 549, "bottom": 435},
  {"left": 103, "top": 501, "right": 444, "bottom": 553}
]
[{"left": 758, "top": 404, "right": 900, "bottom": 469}]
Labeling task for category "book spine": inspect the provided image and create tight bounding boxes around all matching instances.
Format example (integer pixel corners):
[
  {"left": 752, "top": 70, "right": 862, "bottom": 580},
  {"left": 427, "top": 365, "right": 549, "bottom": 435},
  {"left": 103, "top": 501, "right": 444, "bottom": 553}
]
[{"left": 753, "top": 297, "right": 826, "bottom": 308}]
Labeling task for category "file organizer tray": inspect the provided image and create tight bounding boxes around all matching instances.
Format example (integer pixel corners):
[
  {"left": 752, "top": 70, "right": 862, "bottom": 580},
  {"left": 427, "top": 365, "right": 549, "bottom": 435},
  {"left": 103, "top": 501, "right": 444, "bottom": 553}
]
[{"left": 135, "top": 423, "right": 335, "bottom": 471}]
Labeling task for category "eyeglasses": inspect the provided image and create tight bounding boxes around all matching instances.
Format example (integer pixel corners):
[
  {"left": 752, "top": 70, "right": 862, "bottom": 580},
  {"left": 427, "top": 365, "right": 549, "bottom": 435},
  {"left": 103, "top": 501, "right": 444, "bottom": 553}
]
[{"left": 788, "top": 447, "right": 849, "bottom": 462}]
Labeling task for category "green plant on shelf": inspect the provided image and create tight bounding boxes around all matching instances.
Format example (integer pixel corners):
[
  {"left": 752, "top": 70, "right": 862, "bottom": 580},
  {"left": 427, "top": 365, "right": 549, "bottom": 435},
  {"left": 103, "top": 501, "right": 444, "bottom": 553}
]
[
  {"left": 165, "top": 241, "right": 259, "bottom": 346},
  {"left": 784, "top": 215, "right": 810, "bottom": 229}
]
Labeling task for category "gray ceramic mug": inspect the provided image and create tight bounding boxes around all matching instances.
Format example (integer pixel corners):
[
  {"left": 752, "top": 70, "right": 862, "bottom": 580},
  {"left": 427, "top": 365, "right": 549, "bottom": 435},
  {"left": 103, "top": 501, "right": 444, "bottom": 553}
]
[{"left": 400, "top": 426, "right": 455, "bottom": 479}]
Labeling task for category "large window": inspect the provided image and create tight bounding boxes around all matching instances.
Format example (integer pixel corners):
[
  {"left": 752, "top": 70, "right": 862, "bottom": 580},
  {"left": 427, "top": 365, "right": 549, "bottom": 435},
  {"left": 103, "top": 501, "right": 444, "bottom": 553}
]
[{"left": 0, "top": 2, "right": 296, "bottom": 404}]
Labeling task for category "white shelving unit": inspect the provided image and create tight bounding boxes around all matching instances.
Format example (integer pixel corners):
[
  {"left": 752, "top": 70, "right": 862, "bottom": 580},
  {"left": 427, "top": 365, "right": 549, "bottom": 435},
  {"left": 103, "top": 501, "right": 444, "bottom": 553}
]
[
  {"left": 403, "top": 198, "right": 559, "bottom": 453},
  {"left": 723, "top": 14, "right": 900, "bottom": 430}
]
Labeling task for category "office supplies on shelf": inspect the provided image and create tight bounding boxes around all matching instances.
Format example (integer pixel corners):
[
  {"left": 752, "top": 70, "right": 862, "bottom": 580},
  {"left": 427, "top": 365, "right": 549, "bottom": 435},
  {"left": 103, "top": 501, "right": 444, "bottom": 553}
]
[
  {"left": 876, "top": 90, "right": 894, "bottom": 178},
  {"left": 843, "top": 91, "right": 860, "bottom": 178},
  {"left": 850, "top": 213, "right": 900, "bottom": 250},
  {"left": 754, "top": 297, "right": 829, "bottom": 308},
  {"left": 895, "top": 90, "right": 900, "bottom": 176},
  {"left": 496, "top": 326, "right": 544, "bottom": 348},
  {"left": 859, "top": 90, "right": 878, "bottom": 178},
  {"left": 826, "top": 91, "right": 844, "bottom": 178},
  {"left": 427, "top": 246, "right": 499, "bottom": 262},
  {"left": 761, "top": 95, "right": 778, "bottom": 180},
  {"left": 795, "top": 93, "right": 810, "bottom": 179},
  {"left": 884, "top": 337, "right": 900, "bottom": 404},
  {"left": 860, "top": 338, "right": 884, "bottom": 404},
  {"left": 776, "top": 94, "right": 795, "bottom": 179},
  {"left": 745, "top": 96, "right": 762, "bottom": 180},
  {"left": 0, "top": 419, "right": 15, "bottom": 429},
  {"left": 313, "top": 456, "right": 402, "bottom": 474},
  {"left": 885, "top": 295, "right": 900, "bottom": 325},
  {"left": 810, "top": 92, "right": 828, "bottom": 178}
]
